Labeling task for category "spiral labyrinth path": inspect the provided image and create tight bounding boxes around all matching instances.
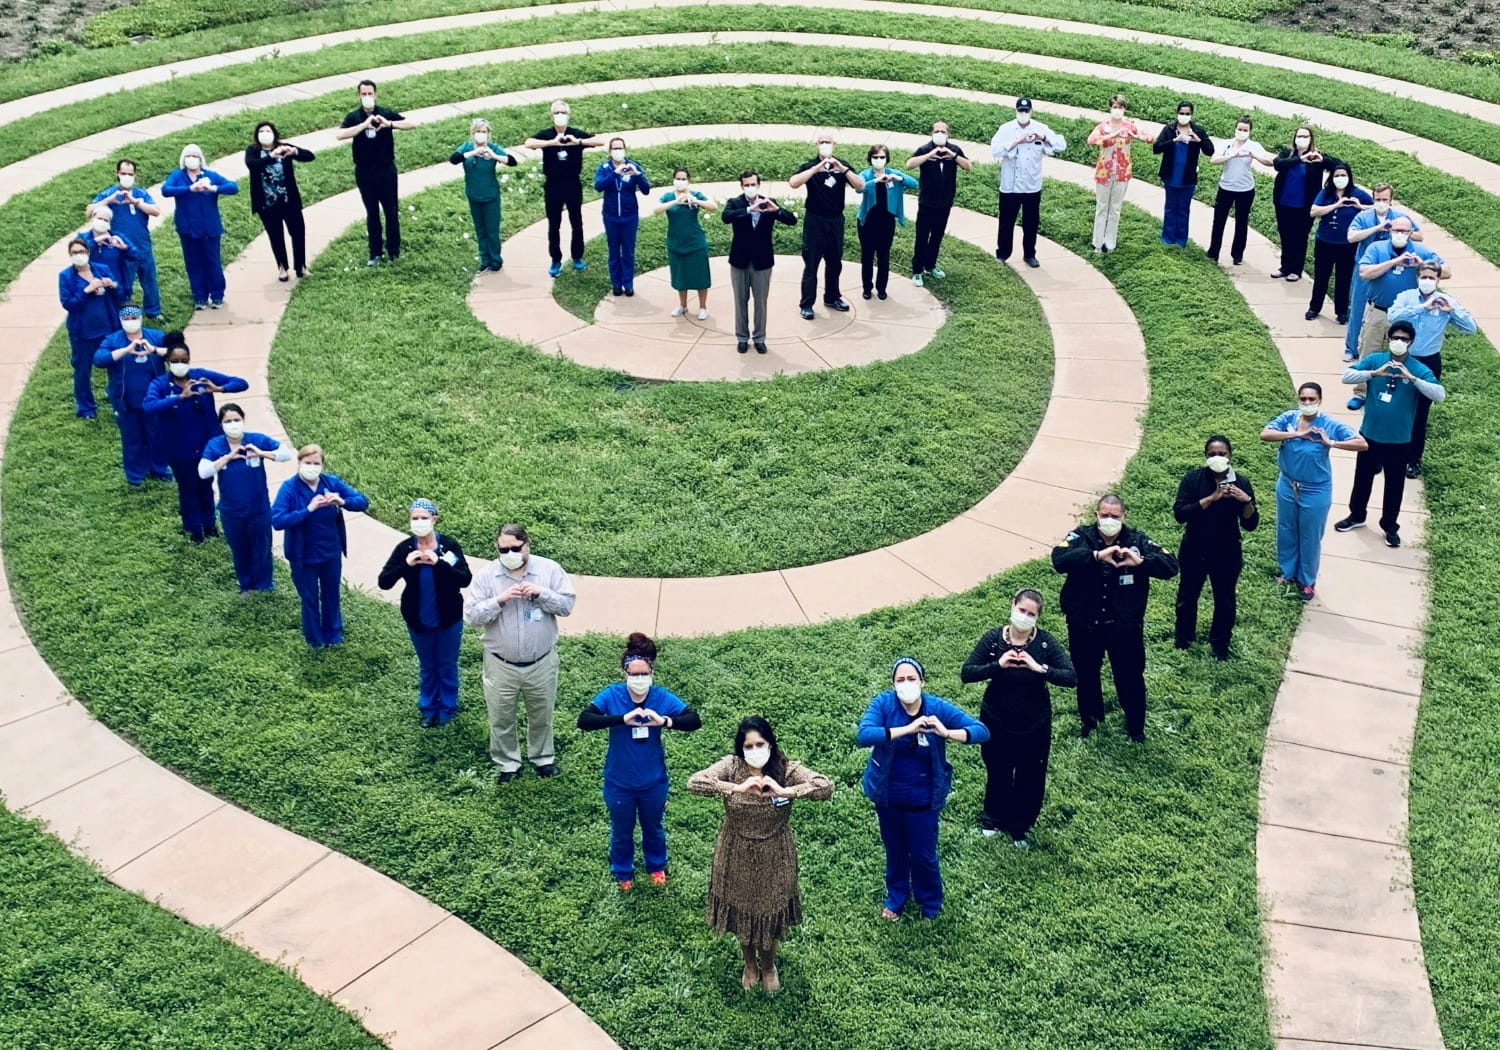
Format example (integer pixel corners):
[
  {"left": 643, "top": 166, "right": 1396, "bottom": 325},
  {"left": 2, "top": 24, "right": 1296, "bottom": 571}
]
[{"left": 0, "top": 10, "right": 1496, "bottom": 1047}]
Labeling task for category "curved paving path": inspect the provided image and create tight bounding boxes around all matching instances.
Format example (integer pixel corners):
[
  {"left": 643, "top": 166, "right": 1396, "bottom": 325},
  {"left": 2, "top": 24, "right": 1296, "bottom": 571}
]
[{"left": 1, "top": 56, "right": 1492, "bottom": 1048}]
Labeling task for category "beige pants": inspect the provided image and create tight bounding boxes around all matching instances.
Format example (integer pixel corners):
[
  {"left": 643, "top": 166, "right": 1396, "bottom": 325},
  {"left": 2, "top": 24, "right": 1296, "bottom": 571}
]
[
  {"left": 1093, "top": 179, "right": 1128, "bottom": 251},
  {"left": 482, "top": 648, "right": 559, "bottom": 771},
  {"left": 1351, "top": 307, "right": 1389, "bottom": 398}
]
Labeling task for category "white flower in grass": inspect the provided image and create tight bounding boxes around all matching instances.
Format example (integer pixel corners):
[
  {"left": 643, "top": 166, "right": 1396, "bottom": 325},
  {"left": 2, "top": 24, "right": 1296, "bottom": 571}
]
[
  {"left": 462, "top": 232, "right": 470, "bottom": 239},
  {"left": 622, "top": 102, "right": 629, "bottom": 109},
  {"left": 409, "top": 205, "right": 416, "bottom": 212}
]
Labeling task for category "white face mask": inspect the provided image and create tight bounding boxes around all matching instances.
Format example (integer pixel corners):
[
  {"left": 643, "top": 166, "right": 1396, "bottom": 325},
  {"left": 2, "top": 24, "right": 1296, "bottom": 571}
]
[
  {"left": 1015, "top": 112, "right": 1031, "bottom": 126},
  {"left": 610, "top": 148, "right": 626, "bottom": 163},
  {"left": 1332, "top": 175, "right": 1350, "bottom": 189},
  {"left": 1097, "top": 516, "right": 1123, "bottom": 538},
  {"left": 498, "top": 550, "right": 526, "bottom": 571},
  {"left": 1206, "top": 454, "right": 1230, "bottom": 473},
  {"left": 1389, "top": 339, "right": 1411, "bottom": 357},
  {"left": 183, "top": 156, "right": 201, "bottom": 171},
  {"left": 409, "top": 518, "right": 435, "bottom": 537},
  {"left": 168, "top": 361, "right": 190, "bottom": 377},
  {"left": 70, "top": 253, "right": 89, "bottom": 268},
  {"left": 673, "top": 178, "right": 689, "bottom": 191},
  {"left": 743, "top": 185, "right": 759, "bottom": 198},
  {"left": 472, "top": 132, "right": 489, "bottom": 145},
  {"left": 90, "top": 218, "right": 109, "bottom": 233},
  {"left": 931, "top": 131, "right": 948, "bottom": 146},
  {"left": 1177, "top": 113, "right": 1192, "bottom": 125},
  {"left": 1234, "top": 129, "right": 1250, "bottom": 142},
  {"left": 118, "top": 174, "right": 135, "bottom": 189},
  {"left": 1373, "top": 200, "right": 1391, "bottom": 216},
  {"left": 552, "top": 112, "right": 568, "bottom": 126},
  {"left": 360, "top": 95, "right": 376, "bottom": 111},
  {"left": 1417, "top": 277, "right": 1438, "bottom": 294},
  {"left": 1390, "top": 232, "right": 1410, "bottom": 249},
  {"left": 299, "top": 462, "right": 323, "bottom": 483},
  {"left": 221, "top": 420, "right": 244, "bottom": 439},
  {"left": 871, "top": 157, "right": 887, "bottom": 170},
  {"left": 1010, "top": 608, "right": 1037, "bottom": 632},
  {"left": 1110, "top": 108, "right": 1126, "bottom": 120},
  {"left": 1298, "top": 402, "right": 1320, "bottom": 417},
  {"left": 894, "top": 679, "right": 923, "bottom": 704},
  {"left": 742, "top": 744, "right": 771, "bottom": 769},
  {"left": 817, "top": 142, "right": 834, "bottom": 157},
  {"left": 1294, "top": 136, "right": 1311, "bottom": 150},
  {"left": 121, "top": 319, "right": 142, "bottom": 334},
  {"left": 258, "top": 131, "right": 275, "bottom": 147},
  {"left": 625, "top": 674, "right": 652, "bottom": 696}
]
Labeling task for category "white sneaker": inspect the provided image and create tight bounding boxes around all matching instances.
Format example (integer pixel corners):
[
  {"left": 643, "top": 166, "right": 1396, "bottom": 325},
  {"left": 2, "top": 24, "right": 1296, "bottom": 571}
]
[
  {"left": 1013, "top": 838, "right": 1029, "bottom": 850},
  {"left": 929, "top": 267, "right": 945, "bottom": 279},
  {"left": 910, "top": 273, "right": 924, "bottom": 287},
  {"left": 670, "top": 306, "right": 686, "bottom": 317},
  {"left": 980, "top": 828, "right": 999, "bottom": 839},
  {"left": 697, "top": 308, "right": 709, "bottom": 320}
]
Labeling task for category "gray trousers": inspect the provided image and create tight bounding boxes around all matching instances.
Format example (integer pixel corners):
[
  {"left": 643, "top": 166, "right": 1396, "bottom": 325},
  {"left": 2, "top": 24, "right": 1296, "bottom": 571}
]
[
  {"left": 730, "top": 264, "right": 772, "bottom": 342},
  {"left": 482, "top": 648, "right": 559, "bottom": 771}
]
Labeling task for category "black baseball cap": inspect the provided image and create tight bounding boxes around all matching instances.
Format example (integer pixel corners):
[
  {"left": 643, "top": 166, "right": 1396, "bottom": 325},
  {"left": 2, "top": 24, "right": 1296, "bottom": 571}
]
[{"left": 1015, "top": 97, "right": 1033, "bottom": 111}]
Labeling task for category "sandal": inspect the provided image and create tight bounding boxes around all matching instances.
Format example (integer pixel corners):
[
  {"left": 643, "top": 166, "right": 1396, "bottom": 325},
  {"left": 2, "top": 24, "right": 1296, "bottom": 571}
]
[{"left": 741, "top": 964, "right": 760, "bottom": 991}]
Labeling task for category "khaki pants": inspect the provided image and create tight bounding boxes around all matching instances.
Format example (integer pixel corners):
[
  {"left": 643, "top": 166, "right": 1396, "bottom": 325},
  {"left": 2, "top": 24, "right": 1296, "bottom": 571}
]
[
  {"left": 1092, "top": 178, "right": 1128, "bottom": 251},
  {"left": 482, "top": 648, "right": 559, "bottom": 771},
  {"left": 1352, "top": 307, "right": 1389, "bottom": 398}
]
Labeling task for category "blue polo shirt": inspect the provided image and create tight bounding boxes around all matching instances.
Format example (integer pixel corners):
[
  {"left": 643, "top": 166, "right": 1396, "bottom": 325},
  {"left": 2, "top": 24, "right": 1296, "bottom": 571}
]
[
  {"left": 1266, "top": 410, "right": 1357, "bottom": 487},
  {"left": 1349, "top": 208, "right": 1419, "bottom": 262},
  {"left": 1350, "top": 353, "right": 1437, "bottom": 445},
  {"left": 1360, "top": 240, "right": 1443, "bottom": 308},
  {"left": 1313, "top": 186, "right": 1372, "bottom": 243},
  {"left": 91, "top": 186, "right": 157, "bottom": 247}
]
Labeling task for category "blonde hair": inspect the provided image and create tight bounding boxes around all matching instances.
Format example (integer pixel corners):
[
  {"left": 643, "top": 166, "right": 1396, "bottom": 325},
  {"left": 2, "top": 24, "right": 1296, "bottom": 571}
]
[
  {"left": 297, "top": 443, "right": 323, "bottom": 462},
  {"left": 1109, "top": 93, "right": 1128, "bottom": 110},
  {"left": 470, "top": 117, "right": 491, "bottom": 134}
]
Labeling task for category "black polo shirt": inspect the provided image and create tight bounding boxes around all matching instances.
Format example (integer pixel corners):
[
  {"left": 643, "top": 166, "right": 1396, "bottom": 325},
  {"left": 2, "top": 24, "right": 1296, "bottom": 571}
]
[
  {"left": 911, "top": 141, "right": 967, "bottom": 206},
  {"left": 796, "top": 157, "right": 856, "bottom": 216},
  {"left": 341, "top": 106, "right": 404, "bottom": 171},
  {"left": 532, "top": 126, "right": 594, "bottom": 185}
]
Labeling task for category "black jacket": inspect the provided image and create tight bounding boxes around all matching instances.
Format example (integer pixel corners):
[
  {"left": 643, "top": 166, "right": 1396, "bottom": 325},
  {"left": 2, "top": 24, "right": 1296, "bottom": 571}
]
[
  {"left": 1173, "top": 467, "right": 1259, "bottom": 559},
  {"left": 960, "top": 627, "right": 1077, "bottom": 733},
  {"left": 1052, "top": 523, "right": 1179, "bottom": 626},
  {"left": 722, "top": 193, "right": 797, "bottom": 270},
  {"left": 1271, "top": 148, "right": 1342, "bottom": 210},
  {"left": 377, "top": 532, "right": 473, "bottom": 631},
  {"left": 245, "top": 144, "right": 315, "bottom": 215},
  {"left": 1152, "top": 122, "right": 1214, "bottom": 185}
]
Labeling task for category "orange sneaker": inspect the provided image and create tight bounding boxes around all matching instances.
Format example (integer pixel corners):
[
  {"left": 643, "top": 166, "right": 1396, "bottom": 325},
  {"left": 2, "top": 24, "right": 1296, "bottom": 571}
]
[
  {"left": 650, "top": 870, "right": 668, "bottom": 887},
  {"left": 617, "top": 879, "right": 632, "bottom": 893}
]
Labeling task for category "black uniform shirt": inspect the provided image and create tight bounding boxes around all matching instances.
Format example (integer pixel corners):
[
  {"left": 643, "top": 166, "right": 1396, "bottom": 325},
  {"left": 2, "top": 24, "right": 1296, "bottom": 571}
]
[
  {"left": 911, "top": 141, "right": 968, "bottom": 206},
  {"left": 797, "top": 156, "right": 855, "bottom": 216},
  {"left": 341, "top": 106, "right": 404, "bottom": 171},
  {"left": 1051, "top": 523, "right": 1180, "bottom": 627},
  {"left": 533, "top": 126, "right": 594, "bottom": 183}
]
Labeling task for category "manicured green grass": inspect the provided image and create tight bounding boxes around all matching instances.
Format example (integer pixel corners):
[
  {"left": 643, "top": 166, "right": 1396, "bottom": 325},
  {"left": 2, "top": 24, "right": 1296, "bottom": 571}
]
[
  {"left": 270, "top": 139, "right": 1046, "bottom": 577},
  {"left": 0, "top": 806, "right": 383, "bottom": 1050},
  {"left": 3, "top": 182, "right": 1295, "bottom": 1049}
]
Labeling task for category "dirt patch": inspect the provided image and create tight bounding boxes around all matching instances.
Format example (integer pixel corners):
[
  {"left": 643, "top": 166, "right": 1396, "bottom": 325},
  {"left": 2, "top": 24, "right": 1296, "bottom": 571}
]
[
  {"left": 1265, "top": 0, "right": 1500, "bottom": 62},
  {"left": 0, "top": 0, "right": 135, "bottom": 62}
]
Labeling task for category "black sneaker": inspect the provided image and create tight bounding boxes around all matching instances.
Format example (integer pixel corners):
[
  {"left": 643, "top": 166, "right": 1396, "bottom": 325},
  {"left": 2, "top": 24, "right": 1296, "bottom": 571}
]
[
  {"left": 1384, "top": 530, "right": 1402, "bottom": 548},
  {"left": 737, "top": 341, "right": 749, "bottom": 353},
  {"left": 535, "top": 763, "right": 560, "bottom": 779},
  {"left": 1333, "top": 516, "right": 1365, "bottom": 532},
  {"left": 800, "top": 307, "right": 814, "bottom": 320},
  {"left": 1080, "top": 721, "right": 1097, "bottom": 739},
  {"left": 1024, "top": 256, "right": 1040, "bottom": 268},
  {"left": 1127, "top": 731, "right": 1146, "bottom": 744},
  {"left": 1211, "top": 648, "right": 1230, "bottom": 662},
  {"left": 1405, "top": 461, "right": 1422, "bottom": 479},
  {"left": 495, "top": 769, "right": 518, "bottom": 784},
  {"left": 754, "top": 341, "right": 768, "bottom": 355}
]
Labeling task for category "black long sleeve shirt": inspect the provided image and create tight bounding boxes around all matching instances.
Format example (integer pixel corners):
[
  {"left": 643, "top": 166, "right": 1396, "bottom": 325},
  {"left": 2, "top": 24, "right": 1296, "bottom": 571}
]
[
  {"left": 961, "top": 627, "right": 1077, "bottom": 733},
  {"left": 1173, "top": 467, "right": 1259, "bottom": 559},
  {"left": 1052, "top": 523, "right": 1180, "bottom": 627}
]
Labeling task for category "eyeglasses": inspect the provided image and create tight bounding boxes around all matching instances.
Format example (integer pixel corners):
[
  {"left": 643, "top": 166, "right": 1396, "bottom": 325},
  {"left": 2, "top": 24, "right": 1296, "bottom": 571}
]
[{"left": 497, "top": 545, "right": 525, "bottom": 554}]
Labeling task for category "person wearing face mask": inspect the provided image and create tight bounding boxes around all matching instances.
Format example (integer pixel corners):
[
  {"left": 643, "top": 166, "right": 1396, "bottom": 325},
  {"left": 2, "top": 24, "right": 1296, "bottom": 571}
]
[
  {"left": 1352, "top": 220, "right": 1446, "bottom": 410},
  {"left": 1051, "top": 495, "right": 1179, "bottom": 741},
  {"left": 1335, "top": 320, "right": 1445, "bottom": 549},
  {"left": 1086, "top": 94, "right": 1143, "bottom": 254},
  {"left": 1387, "top": 262, "right": 1474, "bottom": 478},
  {"left": 593, "top": 137, "right": 652, "bottom": 296},
  {"left": 144, "top": 333, "right": 249, "bottom": 542},
  {"left": 524, "top": 100, "right": 606, "bottom": 278},
  {"left": 788, "top": 131, "right": 865, "bottom": 319},
  {"left": 1261, "top": 382, "right": 1366, "bottom": 600},
  {"left": 688, "top": 715, "right": 833, "bottom": 994},
  {"left": 245, "top": 121, "right": 315, "bottom": 282},
  {"left": 335, "top": 80, "right": 417, "bottom": 267},
  {"left": 462, "top": 523, "right": 576, "bottom": 781},
  {"left": 855, "top": 145, "right": 918, "bottom": 301},
  {"left": 271, "top": 444, "right": 371, "bottom": 647},
  {"left": 450, "top": 117, "right": 518, "bottom": 273},
  {"left": 94, "top": 302, "right": 172, "bottom": 485},
  {"left": 78, "top": 204, "right": 139, "bottom": 283},
  {"left": 857, "top": 657, "right": 988, "bottom": 919},
  {"left": 721, "top": 170, "right": 797, "bottom": 354},
  {"left": 1173, "top": 436, "right": 1259, "bottom": 659},
  {"left": 1206, "top": 116, "right": 1275, "bottom": 266},
  {"left": 1305, "top": 163, "right": 1372, "bottom": 323},
  {"left": 653, "top": 166, "right": 717, "bottom": 319},
  {"left": 1271, "top": 127, "right": 1340, "bottom": 282},
  {"left": 990, "top": 98, "right": 1065, "bottom": 268},
  {"left": 378, "top": 498, "right": 474, "bottom": 725},
  {"left": 161, "top": 143, "right": 239, "bottom": 309},
  {"left": 905, "top": 120, "right": 971, "bottom": 285},
  {"left": 961, "top": 590, "right": 1076, "bottom": 847},
  {"left": 1151, "top": 100, "right": 1213, "bottom": 248},
  {"left": 58, "top": 237, "right": 119, "bottom": 419},
  {"left": 92, "top": 158, "right": 164, "bottom": 320},
  {"left": 199, "top": 404, "right": 292, "bottom": 592},
  {"left": 577, "top": 633, "right": 702, "bottom": 891},
  {"left": 1343, "top": 183, "right": 1423, "bottom": 364}
]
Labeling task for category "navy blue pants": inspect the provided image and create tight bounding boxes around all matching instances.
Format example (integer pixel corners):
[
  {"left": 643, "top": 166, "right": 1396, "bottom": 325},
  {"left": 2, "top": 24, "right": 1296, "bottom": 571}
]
[
  {"left": 221, "top": 508, "right": 273, "bottom": 591},
  {"left": 1161, "top": 183, "right": 1194, "bottom": 247},
  {"left": 408, "top": 620, "right": 462, "bottom": 722},
  {"left": 113, "top": 403, "right": 167, "bottom": 483},
  {"left": 180, "top": 235, "right": 226, "bottom": 305},
  {"left": 603, "top": 215, "right": 639, "bottom": 291},
  {"left": 875, "top": 803, "right": 942, "bottom": 918},
  {"left": 290, "top": 556, "right": 343, "bottom": 647},
  {"left": 169, "top": 456, "right": 215, "bottom": 534},
  {"left": 604, "top": 778, "right": 670, "bottom": 880},
  {"left": 68, "top": 332, "right": 100, "bottom": 416}
]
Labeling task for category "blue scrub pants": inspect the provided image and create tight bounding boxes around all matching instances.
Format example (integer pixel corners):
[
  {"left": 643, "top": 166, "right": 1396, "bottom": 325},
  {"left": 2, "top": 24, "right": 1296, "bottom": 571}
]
[
  {"left": 68, "top": 333, "right": 100, "bottom": 416},
  {"left": 290, "top": 556, "right": 343, "bottom": 647},
  {"left": 1345, "top": 273, "right": 1369, "bottom": 357},
  {"left": 1161, "top": 184, "right": 1194, "bottom": 247},
  {"left": 408, "top": 621, "right": 463, "bottom": 722},
  {"left": 112, "top": 402, "right": 168, "bottom": 483},
  {"left": 603, "top": 215, "right": 639, "bottom": 291},
  {"left": 121, "top": 250, "right": 162, "bottom": 316},
  {"left": 875, "top": 803, "right": 943, "bottom": 918},
  {"left": 604, "top": 778, "right": 670, "bottom": 879},
  {"left": 169, "top": 455, "right": 215, "bottom": 535},
  {"left": 180, "top": 235, "right": 226, "bottom": 305},
  {"left": 1276, "top": 475, "right": 1333, "bottom": 588},
  {"left": 221, "top": 508, "right": 274, "bottom": 591}
]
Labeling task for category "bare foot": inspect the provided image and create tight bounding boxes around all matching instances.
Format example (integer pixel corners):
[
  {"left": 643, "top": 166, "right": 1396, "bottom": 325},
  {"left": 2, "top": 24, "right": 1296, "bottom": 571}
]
[
  {"left": 741, "top": 963, "right": 760, "bottom": 991},
  {"left": 880, "top": 907, "right": 900, "bottom": 922},
  {"left": 763, "top": 965, "right": 781, "bottom": 995}
]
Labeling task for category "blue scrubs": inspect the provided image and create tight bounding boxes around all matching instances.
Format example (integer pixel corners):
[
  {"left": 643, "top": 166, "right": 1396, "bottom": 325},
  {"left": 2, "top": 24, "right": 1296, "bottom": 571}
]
[
  {"left": 143, "top": 368, "right": 249, "bottom": 536},
  {"left": 161, "top": 167, "right": 239, "bottom": 306},
  {"left": 594, "top": 160, "right": 652, "bottom": 291},
  {"left": 94, "top": 327, "right": 169, "bottom": 484},
  {"left": 1266, "top": 410, "right": 1357, "bottom": 587},
  {"left": 271, "top": 472, "right": 370, "bottom": 647},
  {"left": 202, "top": 431, "right": 281, "bottom": 591},
  {"left": 59, "top": 262, "right": 119, "bottom": 417},
  {"left": 586, "top": 682, "right": 690, "bottom": 879},
  {"left": 92, "top": 185, "right": 162, "bottom": 315}
]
